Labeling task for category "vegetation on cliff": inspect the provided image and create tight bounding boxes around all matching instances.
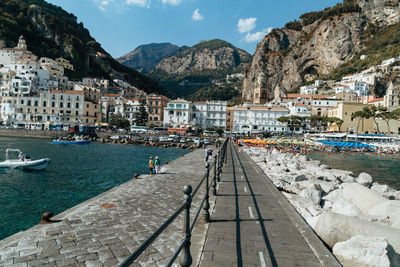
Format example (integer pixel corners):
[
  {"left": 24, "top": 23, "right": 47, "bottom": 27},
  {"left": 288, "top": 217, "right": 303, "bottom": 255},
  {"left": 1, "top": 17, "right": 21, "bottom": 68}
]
[{"left": 0, "top": 0, "right": 165, "bottom": 95}]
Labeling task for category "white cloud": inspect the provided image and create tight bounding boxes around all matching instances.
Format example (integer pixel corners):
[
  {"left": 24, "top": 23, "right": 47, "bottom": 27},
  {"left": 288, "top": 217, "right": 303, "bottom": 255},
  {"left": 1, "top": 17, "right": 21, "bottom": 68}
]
[
  {"left": 192, "top": 8, "right": 203, "bottom": 21},
  {"left": 237, "top": 18, "right": 256, "bottom": 33},
  {"left": 161, "top": 0, "right": 182, "bottom": 5},
  {"left": 97, "top": 0, "right": 109, "bottom": 11},
  {"left": 126, "top": 0, "right": 151, "bottom": 7},
  {"left": 244, "top": 27, "right": 272, "bottom": 43}
]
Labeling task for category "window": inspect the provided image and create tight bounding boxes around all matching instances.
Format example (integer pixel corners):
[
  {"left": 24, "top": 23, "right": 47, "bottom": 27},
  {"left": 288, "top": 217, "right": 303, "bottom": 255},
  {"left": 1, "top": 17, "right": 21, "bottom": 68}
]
[
  {"left": 34, "top": 101, "right": 38, "bottom": 107},
  {"left": 67, "top": 103, "right": 71, "bottom": 108},
  {"left": 43, "top": 101, "right": 47, "bottom": 107},
  {"left": 60, "top": 102, "right": 63, "bottom": 108},
  {"left": 76, "top": 111, "right": 79, "bottom": 116},
  {"left": 27, "top": 100, "right": 31, "bottom": 106},
  {"left": 76, "top": 103, "right": 79, "bottom": 108},
  {"left": 52, "top": 102, "right": 55, "bottom": 107},
  {"left": 20, "top": 99, "right": 24, "bottom": 105}
]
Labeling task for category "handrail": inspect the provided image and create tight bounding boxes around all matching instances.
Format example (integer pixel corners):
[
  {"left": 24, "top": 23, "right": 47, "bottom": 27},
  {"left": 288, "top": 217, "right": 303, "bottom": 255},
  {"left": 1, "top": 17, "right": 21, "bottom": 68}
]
[{"left": 120, "top": 138, "right": 229, "bottom": 267}]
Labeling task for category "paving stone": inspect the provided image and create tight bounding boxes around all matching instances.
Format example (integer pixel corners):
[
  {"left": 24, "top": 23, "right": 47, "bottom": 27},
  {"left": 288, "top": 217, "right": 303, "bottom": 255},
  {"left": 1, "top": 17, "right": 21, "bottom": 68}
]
[{"left": 0, "top": 149, "right": 211, "bottom": 266}]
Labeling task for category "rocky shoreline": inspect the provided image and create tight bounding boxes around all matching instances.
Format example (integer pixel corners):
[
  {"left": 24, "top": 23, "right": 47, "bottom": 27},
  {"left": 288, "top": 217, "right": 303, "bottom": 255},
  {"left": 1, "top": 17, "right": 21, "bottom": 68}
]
[{"left": 244, "top": 146, "right": 400, "bottom": 267}]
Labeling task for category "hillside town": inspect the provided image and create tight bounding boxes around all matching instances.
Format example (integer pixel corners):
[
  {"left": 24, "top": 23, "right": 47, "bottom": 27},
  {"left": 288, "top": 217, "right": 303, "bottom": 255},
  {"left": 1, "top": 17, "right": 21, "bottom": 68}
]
[{"left": 1, "top": 36, "right": 400, "bottom": 137}]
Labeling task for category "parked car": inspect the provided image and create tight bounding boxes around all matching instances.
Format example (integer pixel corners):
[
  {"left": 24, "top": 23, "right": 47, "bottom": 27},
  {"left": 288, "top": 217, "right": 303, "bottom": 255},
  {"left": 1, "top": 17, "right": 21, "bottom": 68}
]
[
  {"left": 110, "top": 135, "right": 121, "bottom": 140},
  {"left": 193, "top": 138, "right": 200, "bottom": 145},
  {"left": 159, "top": 136, "right": 168, "bottom": 142},
  {"left": 167, "top": 135, "right": 176, "bottom": 142},
  {"left": 149, "top": 136, "right": 159, "bottom": 142},
  {"left": 173, "top": 136, "right": 181, "bottom": 143},
  {"left": 204, "top": 138, "right": 211, "bottom": 145},
  {"left": 180, "top": 138, "right": 187, "bottom": 143}
]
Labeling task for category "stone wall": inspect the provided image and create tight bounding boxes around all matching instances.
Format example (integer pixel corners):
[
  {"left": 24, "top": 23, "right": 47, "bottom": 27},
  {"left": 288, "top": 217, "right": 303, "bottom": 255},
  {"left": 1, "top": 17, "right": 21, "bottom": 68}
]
[{"left": 0, "top": 129, "right": 68, "bottom": 139}]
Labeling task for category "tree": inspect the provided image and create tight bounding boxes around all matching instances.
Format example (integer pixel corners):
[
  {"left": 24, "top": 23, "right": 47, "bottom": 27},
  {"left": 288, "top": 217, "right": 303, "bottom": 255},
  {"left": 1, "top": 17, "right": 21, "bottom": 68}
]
[
  {"left": 215, "top": 128, "right": 224, "bottom": 136},
  {"left": 352, "top": 110, "right": 366, "bottom": 133},
  {"left": 328, "top": 117, "right": 344, "bottom": 132},
  {"left": 108, "top": 113, "right": 130, "bottom": 130},
  {"left": 133, "top": 97, "right": 149, "bottom": 126},
  {"left": 278, "top": 115, "right": 305, "bottom": 134},
  {"left": 195, "top": 126, "right": 203, "bottom": 136}
]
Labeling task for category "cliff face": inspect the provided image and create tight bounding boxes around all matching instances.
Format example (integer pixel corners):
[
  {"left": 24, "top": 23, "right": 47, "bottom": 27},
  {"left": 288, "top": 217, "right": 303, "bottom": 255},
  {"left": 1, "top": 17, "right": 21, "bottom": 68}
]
[
  {"left": 146, "top": 39, "right": 252, "bottom": 98},
  {"left": 0, "top": 0, "right": 165, "bottom": 95},
  {"left": 242, "top": 0, "right": 400, "bottom": 102},
  {"left": 154, "top": 40, "right": 251, "bottom": 74},
  {"left": 117, "top": 43, "right": 185, "bottom": 73}
]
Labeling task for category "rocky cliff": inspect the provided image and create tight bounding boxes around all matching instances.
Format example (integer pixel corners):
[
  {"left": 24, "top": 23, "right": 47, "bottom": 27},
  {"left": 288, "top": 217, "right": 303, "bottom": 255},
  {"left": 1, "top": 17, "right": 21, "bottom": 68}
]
[
  {"left": 242, "top": 0, "right": 400, "bottom": 102},
  {"left": 0, "top": 0, "right": 165, "bottom": 95},
  {"left": 147, "top": 39, "right": 252, "bottom": 98},
  {"left": 117, "top": 43, "right": 186, "bottom": 73},
  {"left": 154, "top": 39, "right": 251, "bottom": 74}
]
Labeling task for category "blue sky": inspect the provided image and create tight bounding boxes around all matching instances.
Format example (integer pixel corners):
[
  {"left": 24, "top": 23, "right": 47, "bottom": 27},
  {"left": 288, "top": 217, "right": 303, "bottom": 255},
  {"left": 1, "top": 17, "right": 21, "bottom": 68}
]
[{"left": 46, "top": 0, "right": 342, "bottom": 58}]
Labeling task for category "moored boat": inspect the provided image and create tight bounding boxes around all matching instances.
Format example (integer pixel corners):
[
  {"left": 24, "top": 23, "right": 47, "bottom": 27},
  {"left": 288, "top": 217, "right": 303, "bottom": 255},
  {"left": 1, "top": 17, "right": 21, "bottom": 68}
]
[
  {"left": 52, "top": 139, "right": 91, "bottom": 145},
  {"left": 0, "top": 149, "right": 51, "bottom": 170}
]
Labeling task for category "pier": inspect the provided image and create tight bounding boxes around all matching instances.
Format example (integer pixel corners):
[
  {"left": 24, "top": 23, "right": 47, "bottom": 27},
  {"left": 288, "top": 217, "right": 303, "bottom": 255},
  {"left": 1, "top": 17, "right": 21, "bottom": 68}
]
[{"left": 0, "top": 141, "right": 339, "bottom": 266}]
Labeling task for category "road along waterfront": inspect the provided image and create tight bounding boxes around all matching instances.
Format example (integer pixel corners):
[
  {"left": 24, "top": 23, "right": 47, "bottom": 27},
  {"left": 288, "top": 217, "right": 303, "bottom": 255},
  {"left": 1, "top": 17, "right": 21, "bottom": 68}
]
[{"left": 0, "top": 137, "right": 189, "bottom": 240}]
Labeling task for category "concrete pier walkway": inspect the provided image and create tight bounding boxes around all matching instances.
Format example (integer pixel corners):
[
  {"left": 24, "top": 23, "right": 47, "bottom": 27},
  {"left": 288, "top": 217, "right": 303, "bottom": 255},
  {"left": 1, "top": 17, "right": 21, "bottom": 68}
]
[
  {"left": 199, "top": 142, "right": 340, "bottom": 267},
  {"left": 0, "top": 148, "right": 211, "bottom": 266}
]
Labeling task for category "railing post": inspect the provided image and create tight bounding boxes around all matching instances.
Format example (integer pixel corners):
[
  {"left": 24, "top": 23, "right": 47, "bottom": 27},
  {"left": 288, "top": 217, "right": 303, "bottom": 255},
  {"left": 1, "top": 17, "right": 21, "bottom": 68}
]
[
  {"left": 203, "top": 163, "right": 210, "bottom": 223},
  {"left": 212, "top": 155, "right": 217, "bottom": 196},
  {"left": 217, "top": 150, "right": 221, "bottom": 182},
  {"left": 180, "top": 185, "right": 193, "bottom": 267}
]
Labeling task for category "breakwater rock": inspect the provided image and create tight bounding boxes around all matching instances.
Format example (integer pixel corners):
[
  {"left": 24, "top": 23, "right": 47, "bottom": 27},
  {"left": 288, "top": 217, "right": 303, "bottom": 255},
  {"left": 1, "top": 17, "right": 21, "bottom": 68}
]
[{"left": 244, "top": 146, "right": 400, "bottom": 267}]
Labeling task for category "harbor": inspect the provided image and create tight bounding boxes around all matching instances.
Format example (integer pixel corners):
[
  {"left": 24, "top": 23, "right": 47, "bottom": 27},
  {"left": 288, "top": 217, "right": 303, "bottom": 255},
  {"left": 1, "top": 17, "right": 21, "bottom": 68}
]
[{"left": 0, "top": 137, "right": 189, "bottom": 240}]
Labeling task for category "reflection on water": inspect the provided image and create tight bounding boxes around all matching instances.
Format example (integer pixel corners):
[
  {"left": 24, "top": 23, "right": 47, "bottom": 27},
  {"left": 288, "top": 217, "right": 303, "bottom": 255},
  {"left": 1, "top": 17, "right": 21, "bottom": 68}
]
[
  {"left": 308, "top": 151, "right": 400, "bottom": 191},
  {"left": 0, "top": 137, "right": 189, "bottom": 240}
]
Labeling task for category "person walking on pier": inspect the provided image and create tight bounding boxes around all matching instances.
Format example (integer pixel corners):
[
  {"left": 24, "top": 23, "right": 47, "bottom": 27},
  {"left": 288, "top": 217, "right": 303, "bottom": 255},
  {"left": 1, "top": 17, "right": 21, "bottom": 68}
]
[
  {"left": 149, "top": 156, "right": 155, "bottom": 175},
  {"left": 154, "top": 156, "right": 161, "bottom": 174}
]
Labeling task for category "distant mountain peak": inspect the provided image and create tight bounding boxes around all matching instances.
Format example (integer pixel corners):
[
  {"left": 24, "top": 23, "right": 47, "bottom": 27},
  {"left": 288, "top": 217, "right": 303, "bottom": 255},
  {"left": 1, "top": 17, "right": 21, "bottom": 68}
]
[{"left": 117, "top": 43, "right": 184, "bottom": 73}]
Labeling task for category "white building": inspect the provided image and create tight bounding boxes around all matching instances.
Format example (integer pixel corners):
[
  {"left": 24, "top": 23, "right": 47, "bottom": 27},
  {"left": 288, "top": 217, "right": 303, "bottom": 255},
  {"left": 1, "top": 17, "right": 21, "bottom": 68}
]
[
  {"left": 341, "top": 73, "right": 381, "bottom": 86},
  {"left": 191, "top": 101, "right": 228, "bottom": 129},
  {"left": 334, "top": 82, "right": 369, "bottom": 97},
  {"left": 287, "top": 102, "right": 311, "bottom": 117},
  {"left": 163, "top": 99, "right": 192, "bottom": 127},
  {"left": 300, "top": 85, "right": 317, "bottom": 95},
  {"left": 233, "top": 106, "right": 289, "bottom": 134}
]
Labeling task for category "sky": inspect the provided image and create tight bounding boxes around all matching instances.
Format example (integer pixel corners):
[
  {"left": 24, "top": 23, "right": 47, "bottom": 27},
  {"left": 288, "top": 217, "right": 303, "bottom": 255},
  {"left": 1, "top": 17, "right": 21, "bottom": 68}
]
[{"left": 46, "top": 0, "right": 342, "bottom": 58}]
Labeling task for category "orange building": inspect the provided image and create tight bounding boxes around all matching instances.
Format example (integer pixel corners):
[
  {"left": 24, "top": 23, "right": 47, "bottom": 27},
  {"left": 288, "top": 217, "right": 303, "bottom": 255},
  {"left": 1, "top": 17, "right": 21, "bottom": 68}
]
[{"left": 147, "top": 94, "right": 169, "bottom": 126}]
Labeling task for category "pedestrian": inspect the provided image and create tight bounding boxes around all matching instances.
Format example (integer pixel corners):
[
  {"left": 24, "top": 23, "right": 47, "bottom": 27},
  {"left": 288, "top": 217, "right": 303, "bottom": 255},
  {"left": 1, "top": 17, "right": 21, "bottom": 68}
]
[
  {"left": 154, "top": 156, "right": 161, "bottom": 174},
  {"left": 205, "top": 148, "right": 213, "bottom": 162},
  {"left": 148, "top": 156, "right": 154, "bottom": 175}
]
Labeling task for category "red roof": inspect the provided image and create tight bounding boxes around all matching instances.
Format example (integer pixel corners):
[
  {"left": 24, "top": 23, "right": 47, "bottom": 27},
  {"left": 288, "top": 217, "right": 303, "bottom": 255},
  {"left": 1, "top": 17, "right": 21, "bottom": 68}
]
[{"left": 106, "top": 94, "right": 121, "bottom": 97}]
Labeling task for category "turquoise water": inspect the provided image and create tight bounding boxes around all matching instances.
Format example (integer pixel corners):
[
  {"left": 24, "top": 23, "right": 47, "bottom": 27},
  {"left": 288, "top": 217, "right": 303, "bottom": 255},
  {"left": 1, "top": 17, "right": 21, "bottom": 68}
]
[
  {"left": 0, "top": 137, "right": 189, "bottom": 240},
  {"left": 308, "top": 151, "right": 400, "bottom": 190}
]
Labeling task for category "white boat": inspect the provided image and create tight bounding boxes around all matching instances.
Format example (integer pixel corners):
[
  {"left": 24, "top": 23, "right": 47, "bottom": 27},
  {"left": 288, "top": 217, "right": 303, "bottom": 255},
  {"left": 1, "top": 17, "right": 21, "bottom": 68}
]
[{"left": 0, "top": 149, "right": 51, "bottom": 170}]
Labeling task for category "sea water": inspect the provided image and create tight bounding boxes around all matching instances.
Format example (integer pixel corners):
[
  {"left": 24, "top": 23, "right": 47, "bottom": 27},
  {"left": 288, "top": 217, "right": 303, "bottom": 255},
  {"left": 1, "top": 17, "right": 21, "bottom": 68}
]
[
  {"left": 0, "top": 137, "right": 189, "bottom": 240},
  {"left": 308, "top": 151, "right": 400, "bottom": 191}
]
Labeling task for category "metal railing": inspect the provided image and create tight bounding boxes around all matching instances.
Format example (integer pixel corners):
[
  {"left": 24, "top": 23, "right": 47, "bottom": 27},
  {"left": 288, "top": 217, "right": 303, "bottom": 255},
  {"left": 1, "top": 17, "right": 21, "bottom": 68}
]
[{"left": 120, "top": 138, "right": 228, "bottom": 267}]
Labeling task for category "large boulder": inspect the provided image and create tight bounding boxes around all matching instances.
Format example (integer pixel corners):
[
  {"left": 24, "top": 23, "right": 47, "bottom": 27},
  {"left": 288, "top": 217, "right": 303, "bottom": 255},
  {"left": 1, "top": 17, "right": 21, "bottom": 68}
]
[
  {"left": 333, "top": 236, "right": 400, "bottom": 267},
  {"left": 332, "top": 198, "right": 362, "bottom": 217},
  {"left": 356, "top": 172, "right": 373, "bottom": 187},
  {"left": 342, "top": 183, "right": 387, "bottom": 214},
  {"left": 371, "top": 183, "right": 390, "bottom": 194},
  {"left": 314, "top": 212, "right": 400, "bottom": 253},
  {"left": 300, "top": 188, "right": 322, "bottom": 205}
]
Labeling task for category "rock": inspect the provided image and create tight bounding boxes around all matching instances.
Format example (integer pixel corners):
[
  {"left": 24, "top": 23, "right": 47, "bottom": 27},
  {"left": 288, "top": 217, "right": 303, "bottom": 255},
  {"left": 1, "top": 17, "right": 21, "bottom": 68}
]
[
  {"left": 332, "top": 198, "right": 362, "bottom": 217},
  {"left": 318, "top": 181, "right": 336, "bottom": 194},
  {"left": 295, "top": 174, "right": 308, "bottom": 182},
  {"left": 299, "top": 188, "right": 322, "bottom": 205},
  {"left": 282, "top": 192, "right": 322, "bottom": 218},
  {"left": 371, "top": 183, "right": 389, "bottom": 194},
  {"left": 341, "top": 183, "right": 387, "bottom": 214},
  {"left": 356, "top": 172, "right": 373, "bottom": 187},
  {"left": 333, "top": 236, "right": 400, "bottom": 267},
  {"left": 314, "top": 212, "right": 400, "bottom": 254},
  {"left": 323, "top": 189, "right": 343, "bottom": 203},
  {"left": 367, "top": 200, "right": 400, "bottom": 228}
]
